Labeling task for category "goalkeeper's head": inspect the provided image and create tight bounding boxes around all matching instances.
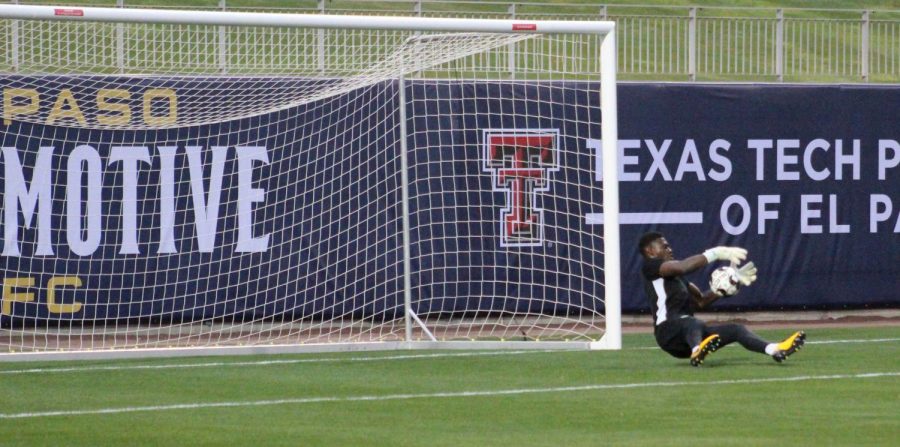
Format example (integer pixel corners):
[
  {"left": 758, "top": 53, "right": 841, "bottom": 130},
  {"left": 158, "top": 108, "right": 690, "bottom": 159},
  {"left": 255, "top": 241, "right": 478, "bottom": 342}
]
[{"left": 638, "top": 231, "right": 672, "bottom": 260}]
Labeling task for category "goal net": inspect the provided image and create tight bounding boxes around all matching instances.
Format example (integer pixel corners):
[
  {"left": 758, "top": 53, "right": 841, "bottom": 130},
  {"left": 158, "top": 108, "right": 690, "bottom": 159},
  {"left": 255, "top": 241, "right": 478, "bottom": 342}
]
[{"left": 0, "top": 5, "right": 619, "bottom": 359}]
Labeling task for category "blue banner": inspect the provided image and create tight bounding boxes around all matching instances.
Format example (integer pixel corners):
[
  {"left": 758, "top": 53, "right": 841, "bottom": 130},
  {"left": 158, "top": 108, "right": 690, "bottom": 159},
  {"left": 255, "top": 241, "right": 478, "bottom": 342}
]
[
  {"left": 613, "top": 83, "right": 899, "bottom": 311},
  {"left": 0, "top": 80, "right": 406, "bottom": 324},
  {"left": 0, "top": 79, "right": 897, "bottom": 326}
]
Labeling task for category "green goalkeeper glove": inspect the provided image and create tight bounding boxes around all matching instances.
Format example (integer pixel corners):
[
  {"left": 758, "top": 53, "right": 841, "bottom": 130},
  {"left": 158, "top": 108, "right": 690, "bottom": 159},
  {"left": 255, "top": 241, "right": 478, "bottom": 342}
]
[
  {"left": 734, "top": 261, "right": 758, "bottom": 287},
  {"left": 703, "top": 246, "right": 748, "bottom": 265}
]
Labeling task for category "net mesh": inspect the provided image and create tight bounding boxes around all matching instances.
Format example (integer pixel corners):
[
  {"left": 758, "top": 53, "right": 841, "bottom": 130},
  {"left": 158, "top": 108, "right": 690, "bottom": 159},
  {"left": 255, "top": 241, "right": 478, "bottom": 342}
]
[{"left": 0, "top": 14, "right": 608, "bottom": 353}]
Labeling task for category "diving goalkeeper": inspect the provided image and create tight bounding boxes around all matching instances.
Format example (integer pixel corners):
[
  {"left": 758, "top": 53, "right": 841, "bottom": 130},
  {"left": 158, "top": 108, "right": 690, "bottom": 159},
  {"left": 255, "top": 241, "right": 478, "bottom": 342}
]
[{"left": 638, "top": 231, "right": 806, "bottom": 367}]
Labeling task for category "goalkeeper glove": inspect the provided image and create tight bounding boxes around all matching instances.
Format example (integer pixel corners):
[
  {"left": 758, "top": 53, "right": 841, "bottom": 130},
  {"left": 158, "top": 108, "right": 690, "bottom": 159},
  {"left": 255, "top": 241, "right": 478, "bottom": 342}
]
[
  {"left": 702, "top": 246, "right": 748, "bottom": 265},
  {"left": 734, "top": 261, "right": 758, "bottom": 287}
]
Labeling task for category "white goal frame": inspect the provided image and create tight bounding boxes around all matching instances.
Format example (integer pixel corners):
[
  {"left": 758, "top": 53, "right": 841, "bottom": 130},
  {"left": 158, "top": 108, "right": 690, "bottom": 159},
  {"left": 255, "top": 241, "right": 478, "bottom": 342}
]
[{"left": 0, "top": 4, "right": 620, "bottom": 361}]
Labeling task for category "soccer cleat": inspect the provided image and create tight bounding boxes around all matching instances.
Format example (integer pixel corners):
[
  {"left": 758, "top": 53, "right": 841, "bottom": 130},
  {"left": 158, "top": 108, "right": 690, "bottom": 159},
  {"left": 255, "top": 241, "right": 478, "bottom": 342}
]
[
  {"left": 690, "top": 334, "right": 721, "bottom": 367},
  {"left": 772, "top": 331, "right": 806, "bottom": 363}
]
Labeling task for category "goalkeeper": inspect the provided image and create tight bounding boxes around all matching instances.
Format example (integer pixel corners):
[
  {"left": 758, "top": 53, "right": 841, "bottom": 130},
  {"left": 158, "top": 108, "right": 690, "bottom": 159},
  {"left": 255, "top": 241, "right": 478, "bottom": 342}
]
[{"left": 638, "top": 231, "right": 805, "bottom": 367}]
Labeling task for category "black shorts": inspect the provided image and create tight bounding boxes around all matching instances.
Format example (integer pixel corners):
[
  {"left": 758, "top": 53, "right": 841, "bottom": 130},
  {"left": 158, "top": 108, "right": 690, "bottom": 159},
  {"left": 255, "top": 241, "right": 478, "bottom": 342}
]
[{"left": 654, "top": 316, "right": 708, "bottom": 358}]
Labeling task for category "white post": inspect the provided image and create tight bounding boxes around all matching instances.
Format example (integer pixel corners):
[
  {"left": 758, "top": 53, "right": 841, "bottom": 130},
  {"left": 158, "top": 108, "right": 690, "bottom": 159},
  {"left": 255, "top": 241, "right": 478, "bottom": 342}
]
[
  {"left": 597, "top": 30, "right": 620, "bottom": 350},
  {"left": 317, "top": 0, "right": 325, "bottom": 74},
  {"left": 10, "top": 0, "right": 18, "bottom": 72},
  {"left": 600, "top": 5, "right": 607, "bottom": 20},
  {"left": 507, "top": 3, "right": 517, "bottom": 78},
  {"left": 688, "top": 7, "right": 697, "bottom": 81},
  {"left": 116, "top": 0, "right": 124, "bottom": 73},
  {"left": 861, "top": 10, "right": 870, "bottom": 82},
  {"left": 218, "top": 0, "right": 227, "bottom": 73},
  {"left": 776, "top": 9, "right": 784, "bottom": 82},
  {"left": 397, "top": 75, "right": 415, "bottom": 345},
  {"left": 413, "top": 0, "right": 423, "bottom": 76}
]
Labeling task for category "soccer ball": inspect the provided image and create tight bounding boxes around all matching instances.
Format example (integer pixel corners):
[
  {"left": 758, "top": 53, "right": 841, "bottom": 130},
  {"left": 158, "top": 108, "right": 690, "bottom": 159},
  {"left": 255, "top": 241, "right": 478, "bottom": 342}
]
[{"left": 710, "top": 266, "right": 739, "bottom": 296}]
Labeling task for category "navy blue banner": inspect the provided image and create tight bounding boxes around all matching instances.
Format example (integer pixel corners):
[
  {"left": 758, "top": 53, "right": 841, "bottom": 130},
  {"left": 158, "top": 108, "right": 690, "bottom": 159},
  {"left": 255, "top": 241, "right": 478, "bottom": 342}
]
[
  {"left": 406, "top": 81, "right": 604, "bottom": 317},
  {"left": 0, "top": 81, "right": 406, "bottom": 325},
  {"left": 0, "top": 79, "right": 897, "bottom": 326},
  {"left": 613, "top": 83, "right": 899, "bottom": 312}
]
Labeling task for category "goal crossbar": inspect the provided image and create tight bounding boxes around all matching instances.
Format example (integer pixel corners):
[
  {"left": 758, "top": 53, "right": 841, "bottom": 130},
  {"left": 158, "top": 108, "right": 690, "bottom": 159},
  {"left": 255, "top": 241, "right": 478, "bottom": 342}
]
[{"left": 0, "top": 4, "right": 614, "bottom": 35}]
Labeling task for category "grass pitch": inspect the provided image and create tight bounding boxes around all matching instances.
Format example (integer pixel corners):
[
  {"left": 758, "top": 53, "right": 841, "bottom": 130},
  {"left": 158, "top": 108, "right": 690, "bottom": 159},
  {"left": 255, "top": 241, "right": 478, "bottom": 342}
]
[{"left": 1, "top": 325, "right": 898, "bottom": 446}]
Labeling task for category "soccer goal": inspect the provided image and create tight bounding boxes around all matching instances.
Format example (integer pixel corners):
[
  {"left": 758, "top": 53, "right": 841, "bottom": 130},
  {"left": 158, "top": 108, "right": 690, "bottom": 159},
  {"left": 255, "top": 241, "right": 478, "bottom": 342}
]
[{"left": 0, "top": 4, "right": 619, "bottom": 360}]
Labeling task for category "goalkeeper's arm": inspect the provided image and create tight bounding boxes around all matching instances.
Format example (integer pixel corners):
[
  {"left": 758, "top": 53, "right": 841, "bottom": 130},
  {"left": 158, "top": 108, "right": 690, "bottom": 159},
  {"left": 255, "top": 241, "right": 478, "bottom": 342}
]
[
  {"left": 689, "top": 261, "right": 759, "bottom": 309},
  {"left": 688, "top": 282, "right": 722, "bottom": 310},
  {"left": 659, "top": 246, "right": 747, "bottom": 278}
]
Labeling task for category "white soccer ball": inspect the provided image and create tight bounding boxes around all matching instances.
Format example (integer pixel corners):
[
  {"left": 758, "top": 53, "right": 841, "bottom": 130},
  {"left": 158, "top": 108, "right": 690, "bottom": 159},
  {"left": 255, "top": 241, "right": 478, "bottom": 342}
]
[{"left": 710, "top": 266, "right": 739, "bottom": 297}]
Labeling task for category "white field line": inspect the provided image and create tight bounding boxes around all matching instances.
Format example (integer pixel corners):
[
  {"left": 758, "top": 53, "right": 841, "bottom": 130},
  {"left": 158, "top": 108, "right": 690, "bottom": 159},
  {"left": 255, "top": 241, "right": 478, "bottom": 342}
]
[
  {"left": 0, "top": 350, "right": 554, "bottom": 375},
  {"left": 630, "top": 337, "right": 900, "bottom": 350},
  {"left": 1, "top": 371, "right": 897, "bottom": 420},
  {"left": 805, "top": 337, "right": 900, "bottom": 345},
  {"left": 1, "top": 337, "right": 897, "bottom": 375}
]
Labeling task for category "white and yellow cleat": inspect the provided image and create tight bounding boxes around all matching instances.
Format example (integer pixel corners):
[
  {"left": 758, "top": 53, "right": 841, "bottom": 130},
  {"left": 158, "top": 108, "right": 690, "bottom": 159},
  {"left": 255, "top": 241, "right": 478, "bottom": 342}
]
[
  {"left": 772, "top": 331, "right": 806, "bottom": 363},
  {"left": 690, "top": 334, "right": 721, "bottom": 367}
]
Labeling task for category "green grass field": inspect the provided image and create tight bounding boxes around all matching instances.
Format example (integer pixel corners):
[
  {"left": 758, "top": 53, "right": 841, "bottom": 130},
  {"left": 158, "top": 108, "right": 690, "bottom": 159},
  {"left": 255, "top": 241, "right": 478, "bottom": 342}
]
[{"left": 1, "top": 325, "right": 897, "bottom": 446}]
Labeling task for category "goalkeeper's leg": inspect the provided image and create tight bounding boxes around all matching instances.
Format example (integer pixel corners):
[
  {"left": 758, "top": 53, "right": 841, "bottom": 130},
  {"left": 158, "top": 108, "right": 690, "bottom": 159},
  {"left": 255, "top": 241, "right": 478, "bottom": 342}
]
[
  {"left": 656, "top": 318, "right": 730, "bottom": 366},
  {"left": 706, "top": 323, "right": 768, "bottom": 354},
  {"left": 655, "top": 317, "right": 714, "bottom": 358},
  {"left": 708, "top": 324, "right": 806, "bottom": 362}
]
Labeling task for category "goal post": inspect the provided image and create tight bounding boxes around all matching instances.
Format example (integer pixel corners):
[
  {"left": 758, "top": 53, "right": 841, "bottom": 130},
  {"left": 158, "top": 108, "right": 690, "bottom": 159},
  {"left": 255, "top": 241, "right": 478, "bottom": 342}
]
[{"left": 0, "top": 4, "right": 619, "bottom": 360}]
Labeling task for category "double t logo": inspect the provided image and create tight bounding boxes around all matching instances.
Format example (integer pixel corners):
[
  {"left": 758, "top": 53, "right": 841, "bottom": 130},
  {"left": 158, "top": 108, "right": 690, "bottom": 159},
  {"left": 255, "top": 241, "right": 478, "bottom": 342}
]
[{"left": 483, "top": 129, "right": 559, "bottom": 247}]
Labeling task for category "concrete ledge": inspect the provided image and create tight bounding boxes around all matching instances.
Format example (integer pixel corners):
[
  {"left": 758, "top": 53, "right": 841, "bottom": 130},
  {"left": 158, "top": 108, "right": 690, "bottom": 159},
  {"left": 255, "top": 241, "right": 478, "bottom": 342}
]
[{"left": 622, "top": 308, "right": 900, "bottom": 331}]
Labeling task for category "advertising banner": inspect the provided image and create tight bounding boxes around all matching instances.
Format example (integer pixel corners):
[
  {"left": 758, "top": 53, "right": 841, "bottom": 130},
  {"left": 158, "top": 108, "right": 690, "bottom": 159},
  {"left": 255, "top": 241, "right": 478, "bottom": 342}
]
[
  {"left": 0, "top": 79, "right": 896, "bottom": 325},
  {"left": 611, "top": 83, "right": 899, "bottom": 311}
]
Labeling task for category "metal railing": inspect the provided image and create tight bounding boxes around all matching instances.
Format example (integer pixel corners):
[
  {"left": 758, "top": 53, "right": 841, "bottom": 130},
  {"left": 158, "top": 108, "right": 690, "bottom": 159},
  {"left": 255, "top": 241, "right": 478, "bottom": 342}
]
[{"left": 4, "top": 0, "right": 900, "bottom": 82}]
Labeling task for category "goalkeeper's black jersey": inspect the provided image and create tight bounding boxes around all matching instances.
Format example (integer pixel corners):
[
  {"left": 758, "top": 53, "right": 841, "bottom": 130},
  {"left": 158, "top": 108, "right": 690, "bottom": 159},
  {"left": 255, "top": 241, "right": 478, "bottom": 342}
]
[{"left": 641, "top": 258, "right": 694, "bottom": 327}]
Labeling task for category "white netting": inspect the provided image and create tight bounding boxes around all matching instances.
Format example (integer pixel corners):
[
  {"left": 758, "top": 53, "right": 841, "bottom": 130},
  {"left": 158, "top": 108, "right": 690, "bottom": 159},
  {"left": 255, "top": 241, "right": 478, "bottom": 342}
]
[
  {"left": 1, "top": 20, "right": 541, "bottom": 128},
  {"left": 0, "top": 12, "right": 609, "bottom": 353}
]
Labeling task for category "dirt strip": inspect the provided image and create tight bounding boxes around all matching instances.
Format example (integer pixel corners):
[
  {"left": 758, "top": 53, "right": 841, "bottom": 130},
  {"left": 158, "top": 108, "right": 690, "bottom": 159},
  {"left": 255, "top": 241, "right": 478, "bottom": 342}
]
[{"left": 621, "top": 309, "right": 900, "bottom": 334}]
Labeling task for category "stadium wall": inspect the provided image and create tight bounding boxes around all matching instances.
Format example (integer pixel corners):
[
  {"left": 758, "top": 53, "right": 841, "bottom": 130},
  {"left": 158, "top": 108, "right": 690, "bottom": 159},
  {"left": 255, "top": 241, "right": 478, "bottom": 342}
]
[
  {"left": 0, "top": 79, "right": 897, "bottom": 326},
  {"left": 614, "top": 83, "right": 899, "bottom": 312}
]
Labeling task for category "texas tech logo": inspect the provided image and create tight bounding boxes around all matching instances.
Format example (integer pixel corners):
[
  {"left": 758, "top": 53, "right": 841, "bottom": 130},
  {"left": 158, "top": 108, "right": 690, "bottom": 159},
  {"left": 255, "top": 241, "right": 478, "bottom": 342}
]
[{"left": 483, "top": 129, "right": 559, "bottom": 247}]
